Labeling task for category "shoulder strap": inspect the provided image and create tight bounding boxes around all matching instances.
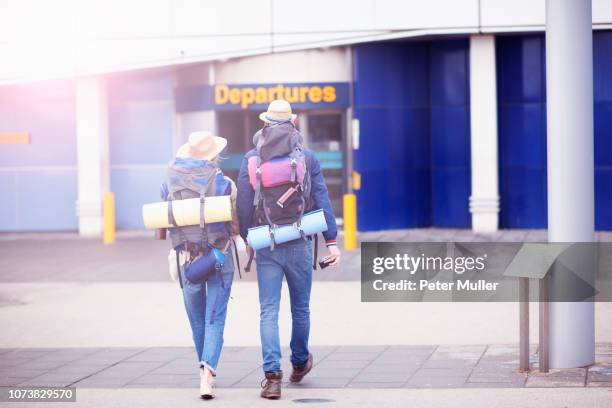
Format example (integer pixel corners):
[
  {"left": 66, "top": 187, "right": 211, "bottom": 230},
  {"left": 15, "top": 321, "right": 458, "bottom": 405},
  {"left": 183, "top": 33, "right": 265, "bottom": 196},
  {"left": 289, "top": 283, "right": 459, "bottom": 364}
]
[
  {"left": 313, "top": 234, "right": 318, "bottom": 270},
  {"left": 252, "top": 135, "right": 266, "bottom": 207},
  {"left": 176, "top": 248, "right": 184, "bottom": 289},
  {"left": 168, "top": 192, "right": 188, "bottom": 248},
  {"left": 199, "top": 170, "right": 221, "bottom": 250},
  {"left": 231, "top": 238, "right": 242, "bottom": 279}
]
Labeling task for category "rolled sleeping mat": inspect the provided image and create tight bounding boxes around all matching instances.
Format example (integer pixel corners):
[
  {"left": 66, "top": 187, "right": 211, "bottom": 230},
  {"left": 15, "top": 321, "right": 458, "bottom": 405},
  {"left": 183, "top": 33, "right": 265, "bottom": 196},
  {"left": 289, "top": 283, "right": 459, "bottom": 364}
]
[
  {"left": 184, "top": 248, "right": 225, "bottom": 285},
  {"left": 142, "top": 195, "right": 231, "bottom": 229},
  {"left": 246, "top": 209, "right": 328, "bottom": 251}
]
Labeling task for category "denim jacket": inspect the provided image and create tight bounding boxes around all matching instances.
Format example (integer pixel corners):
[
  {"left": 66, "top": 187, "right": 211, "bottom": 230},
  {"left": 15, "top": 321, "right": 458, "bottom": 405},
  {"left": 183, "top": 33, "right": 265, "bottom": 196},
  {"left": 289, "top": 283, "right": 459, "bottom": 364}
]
[{"left": 236, "top": 148, "right": 338, "bottom": 246}]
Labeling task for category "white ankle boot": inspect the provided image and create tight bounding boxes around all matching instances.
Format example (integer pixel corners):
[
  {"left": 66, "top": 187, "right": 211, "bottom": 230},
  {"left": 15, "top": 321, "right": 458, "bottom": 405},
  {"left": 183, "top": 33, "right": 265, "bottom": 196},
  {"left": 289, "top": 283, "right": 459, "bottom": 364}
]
[{"left": 199, "top": 366, "right": 214, "bottom": 399}]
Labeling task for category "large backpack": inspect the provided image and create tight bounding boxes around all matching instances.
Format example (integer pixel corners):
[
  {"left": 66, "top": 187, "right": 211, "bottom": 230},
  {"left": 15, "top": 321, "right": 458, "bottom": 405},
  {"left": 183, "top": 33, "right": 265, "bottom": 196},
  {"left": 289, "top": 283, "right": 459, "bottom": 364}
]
[
  {"left": 166, "top": 160, "right": 231, "bottom": 256},
  {"left": 247, "top": 121, "right": 312, "bottom": 246}
]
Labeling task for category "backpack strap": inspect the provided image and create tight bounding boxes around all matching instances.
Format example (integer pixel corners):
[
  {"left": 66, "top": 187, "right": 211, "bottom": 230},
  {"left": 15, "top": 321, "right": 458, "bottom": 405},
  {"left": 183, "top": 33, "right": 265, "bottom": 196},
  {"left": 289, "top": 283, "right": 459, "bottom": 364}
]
[
  {"left": 199, "top": 193, "right": 207, "bottom": 252},
  {"left": 244, "top": 251, "right": 254, "bottom": 273},
  {"left": 253, "top": 157, "right": 262, "bottom": 206},
  {"left": 176, "top": 248, "right": 184, "bottom": 289},
  {"left": 231, "top": 237, "right": 242, "bottom": 279},
  {"left": 199, "top": 170, "right": 221, "bottom": 253},
  {"left": 252, "top": 132, "right": 266, "bottom": 207},
  {"left": 168, "top": 192, "right": 188, "bottom": 249},
  {"left": 290, "top": 148, "right": 298, "bottom": 184},
  {"left": 313, "top": 233, "right": 318, "bottom": 270}
]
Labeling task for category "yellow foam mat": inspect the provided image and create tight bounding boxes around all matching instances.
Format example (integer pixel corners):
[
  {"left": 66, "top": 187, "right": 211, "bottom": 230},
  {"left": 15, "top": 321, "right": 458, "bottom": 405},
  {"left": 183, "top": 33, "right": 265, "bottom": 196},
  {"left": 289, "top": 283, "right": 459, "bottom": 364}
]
[{"left": 142, "top": 195, "right": 232, "bottom": 229}]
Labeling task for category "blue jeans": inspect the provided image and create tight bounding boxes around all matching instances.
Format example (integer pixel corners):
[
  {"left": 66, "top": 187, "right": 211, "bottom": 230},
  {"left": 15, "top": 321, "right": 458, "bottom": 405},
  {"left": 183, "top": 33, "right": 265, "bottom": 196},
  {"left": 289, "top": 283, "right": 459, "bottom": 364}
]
[
  {"left": 181, "top": 252, "right": 234, "bottom": 375},
  {"left": 256, "top": 239, "right": 313, "bottom": 373}
]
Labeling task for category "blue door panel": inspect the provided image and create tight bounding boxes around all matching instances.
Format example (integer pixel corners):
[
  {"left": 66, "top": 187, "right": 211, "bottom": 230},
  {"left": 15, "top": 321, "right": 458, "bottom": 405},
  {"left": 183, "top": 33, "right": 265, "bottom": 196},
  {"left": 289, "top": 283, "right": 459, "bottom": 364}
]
[
  {"left": 353, "top": 39, "right": 470, "bottom": 231},
  {"left": 498, "top": 104, "right": 547, "bottom": 168},
  {"left": 430, "top": 40, "right": 470, "bottom": 106},
  {"left": 353, "top": 41, "right": 431, "bottom": 231},
  {"left": 596, "top": 169, "right": 612, "bottom": 231},
  {"left": 431, "top": 168, "right": 471, "bottom": 227},
  {"left": 499, "top": 167, "right": 547, "bottom": 228},
  {"left": 595, "top": 102, "right": 612, "bottom": 167},
  {"left": 594, "top": 31, "right": 612, "bottom": 103},
  {"left": 429, "top": 39, "right": 471, "bottom": 228},
  {"left": 430, "top": 106, "right": 471, "bottom": 168},
  {"left": 497, "top": 34, "right": 548, "bottom": 229}
]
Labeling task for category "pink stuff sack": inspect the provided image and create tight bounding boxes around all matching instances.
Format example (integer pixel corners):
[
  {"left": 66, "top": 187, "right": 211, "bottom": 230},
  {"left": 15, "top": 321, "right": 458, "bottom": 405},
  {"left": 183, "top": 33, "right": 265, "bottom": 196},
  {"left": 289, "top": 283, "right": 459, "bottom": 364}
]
[{"left": 248, "top": 154, "right": 305, "bottom": 189}]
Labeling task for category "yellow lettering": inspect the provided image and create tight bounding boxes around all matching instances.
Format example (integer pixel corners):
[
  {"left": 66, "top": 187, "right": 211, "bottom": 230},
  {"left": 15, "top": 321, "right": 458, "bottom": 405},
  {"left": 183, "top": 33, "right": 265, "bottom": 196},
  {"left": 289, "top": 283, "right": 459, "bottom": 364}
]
[
  {"left": 229, "top": 88, "right": 241, "bottom": 105},
  {"left": 215, "top": 85, "right": 229, "bottom": 104},
  {"left": 276, "top": 85, "right": 284, "bottom": 101},
  {"left": 284, "top": 87, "right": 299, "bottom": 103},
  {"left": 299, "top": 87, "right": 309, "bottom": 103},
  {"left": 323, "top": 86, "right": 336, "bottom": 103},
  {"left": 241, "top": 88, "right": 255, "bottom": 109},
  {"left": 255, "top": 88, "right": 268, "bottom": 104},
  {"left": 309, "top": 86, "right": 322, "bottom": 103},
  {"left": 268, "top": 87, "right": 277, "bottom": 101}
]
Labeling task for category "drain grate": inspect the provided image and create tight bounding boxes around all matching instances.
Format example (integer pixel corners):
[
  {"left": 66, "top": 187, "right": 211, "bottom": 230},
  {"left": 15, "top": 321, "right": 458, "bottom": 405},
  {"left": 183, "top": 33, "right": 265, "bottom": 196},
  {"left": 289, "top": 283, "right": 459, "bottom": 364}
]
[{"left": 293, "top": 398, "right": 335, "bottom": 404}]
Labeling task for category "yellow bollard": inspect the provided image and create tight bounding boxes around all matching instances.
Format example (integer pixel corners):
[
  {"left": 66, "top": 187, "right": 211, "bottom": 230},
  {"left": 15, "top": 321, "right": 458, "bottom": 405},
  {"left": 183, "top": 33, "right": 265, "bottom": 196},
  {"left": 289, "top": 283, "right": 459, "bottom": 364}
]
[
  {"left": 103, "top": 192, "right": 116, "bottom": 245},
  {"left": 343, "top": 193, "right": 357, "bottom": 250}
]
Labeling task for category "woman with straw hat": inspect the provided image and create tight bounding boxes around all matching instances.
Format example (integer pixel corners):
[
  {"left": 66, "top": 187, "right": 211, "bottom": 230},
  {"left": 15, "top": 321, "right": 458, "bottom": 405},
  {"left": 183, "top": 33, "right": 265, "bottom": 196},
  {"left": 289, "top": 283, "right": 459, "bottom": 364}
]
[{"left": 162, "top": 130, "right": 239, "bottom": 400}]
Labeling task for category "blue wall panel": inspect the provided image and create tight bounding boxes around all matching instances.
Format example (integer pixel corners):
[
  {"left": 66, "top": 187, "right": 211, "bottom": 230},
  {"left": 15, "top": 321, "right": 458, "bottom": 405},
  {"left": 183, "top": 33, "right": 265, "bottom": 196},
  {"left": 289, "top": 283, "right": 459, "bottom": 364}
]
[
  {"left": 353, "top": 39, "right": 471, "bottom": 231},
  {"left": 496, "top": 35, "right": 548, "bottom": 229},
  {"left": 16, "top": 169, "right": 78, "bottom": 231},
  {"left": 111, "top": 168, "right": 166, "bottom": 229},
  {"left": 0, "top": 80, "right": 77, "bottom": 231},
  {"left": 594, "top": 31, "right": 612, "bottom": 230},
  {"left": 353, "top": 42, "right": 431, "bottom": 231},
  {"left": 497, "top": 31, "right": 612, "bottom": 230},
  {"left": 107, "top": 69, "right": 175, "bottom": 229},
  {"left": 429, "top": 40, "right": 471, "bottom": 227},
  {"left": 0, "top": 172, "right": 18, "bottom": 230}
]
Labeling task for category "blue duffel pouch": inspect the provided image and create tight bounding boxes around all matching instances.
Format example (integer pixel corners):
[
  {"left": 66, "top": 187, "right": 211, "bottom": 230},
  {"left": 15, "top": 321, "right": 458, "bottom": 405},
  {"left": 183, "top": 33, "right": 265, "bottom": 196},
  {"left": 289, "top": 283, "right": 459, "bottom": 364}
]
[{"left": 184, "top": 248, "right": 225, "bottom": 284}]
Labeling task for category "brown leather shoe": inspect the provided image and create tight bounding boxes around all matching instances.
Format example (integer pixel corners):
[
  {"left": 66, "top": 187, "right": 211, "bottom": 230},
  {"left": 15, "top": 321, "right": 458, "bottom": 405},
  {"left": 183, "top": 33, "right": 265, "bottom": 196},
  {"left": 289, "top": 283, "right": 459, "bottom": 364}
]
[
  {"left": 260, "top": 372, "right": 282, "bottom": 399},
  {"left": 290, "top": 353, "right": 313, "bottom": 383}
]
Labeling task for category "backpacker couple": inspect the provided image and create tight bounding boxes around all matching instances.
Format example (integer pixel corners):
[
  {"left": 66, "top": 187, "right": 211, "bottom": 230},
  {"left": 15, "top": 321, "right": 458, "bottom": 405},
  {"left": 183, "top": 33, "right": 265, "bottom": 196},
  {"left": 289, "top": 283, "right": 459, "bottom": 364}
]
[{"left": 161, "top": 99, "right": 340, "bottom": 400}]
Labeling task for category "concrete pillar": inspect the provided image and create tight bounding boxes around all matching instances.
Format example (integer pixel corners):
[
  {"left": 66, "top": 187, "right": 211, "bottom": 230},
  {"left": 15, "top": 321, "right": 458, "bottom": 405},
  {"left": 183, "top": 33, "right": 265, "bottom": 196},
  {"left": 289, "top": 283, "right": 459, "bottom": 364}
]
[
  {"left": 76, "top": 77, "right": 110, "bottom": 236},
  {"left": 545, "top": 0, "right": 595, "bottom": 368},
  {"left": 469, "top": 35, "right": 500, "bottom": 233}
]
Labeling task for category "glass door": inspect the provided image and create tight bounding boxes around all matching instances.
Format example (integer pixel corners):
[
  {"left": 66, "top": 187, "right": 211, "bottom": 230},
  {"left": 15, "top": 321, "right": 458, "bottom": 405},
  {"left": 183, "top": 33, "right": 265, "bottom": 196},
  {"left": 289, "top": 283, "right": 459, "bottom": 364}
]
[{"left": 299, "top": 110, "right": 345, "bottom": 218}]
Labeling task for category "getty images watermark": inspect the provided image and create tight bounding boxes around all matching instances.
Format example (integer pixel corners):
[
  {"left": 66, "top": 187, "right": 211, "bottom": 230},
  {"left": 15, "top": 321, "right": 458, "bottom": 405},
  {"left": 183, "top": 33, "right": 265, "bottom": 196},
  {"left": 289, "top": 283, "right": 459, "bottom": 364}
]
[{"left": 361, "top": 242, "right": 612, "bottom": 302}]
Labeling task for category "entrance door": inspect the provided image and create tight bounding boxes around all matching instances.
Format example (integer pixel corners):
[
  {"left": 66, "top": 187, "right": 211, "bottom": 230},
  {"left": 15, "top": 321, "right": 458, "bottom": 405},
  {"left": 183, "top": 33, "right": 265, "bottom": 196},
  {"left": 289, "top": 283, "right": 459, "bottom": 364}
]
[
  {"left": 217, "top": 109, "right": 345, "bottom": 219},
  {"left": 299, "top": 111, "right": 345, "bottom": 219}
]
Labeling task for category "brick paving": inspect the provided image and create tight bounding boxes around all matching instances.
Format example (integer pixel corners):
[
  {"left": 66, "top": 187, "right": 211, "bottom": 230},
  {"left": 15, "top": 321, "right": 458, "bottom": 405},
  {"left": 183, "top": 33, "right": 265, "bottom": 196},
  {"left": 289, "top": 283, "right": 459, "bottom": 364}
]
[{"left": 1, "top": 344, "right": 611, "bottom": 389}]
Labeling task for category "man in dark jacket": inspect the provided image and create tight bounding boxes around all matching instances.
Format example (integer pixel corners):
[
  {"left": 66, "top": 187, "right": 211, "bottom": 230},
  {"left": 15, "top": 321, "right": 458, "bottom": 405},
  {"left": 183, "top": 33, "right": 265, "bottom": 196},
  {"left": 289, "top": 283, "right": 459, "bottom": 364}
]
[{"left": 236, "top": 100, "right": 340, "bottom": 399}]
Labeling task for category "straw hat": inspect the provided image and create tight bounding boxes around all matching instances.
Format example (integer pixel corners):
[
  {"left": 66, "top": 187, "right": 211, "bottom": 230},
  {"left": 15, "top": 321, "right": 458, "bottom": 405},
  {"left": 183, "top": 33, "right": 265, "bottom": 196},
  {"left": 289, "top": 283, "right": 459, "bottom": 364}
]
[
  {"left": 176, "top": 131, "right": 227, "bottom": 161},
  {"left": 259, "top": 99, "right": 297, "bottom": 123}
]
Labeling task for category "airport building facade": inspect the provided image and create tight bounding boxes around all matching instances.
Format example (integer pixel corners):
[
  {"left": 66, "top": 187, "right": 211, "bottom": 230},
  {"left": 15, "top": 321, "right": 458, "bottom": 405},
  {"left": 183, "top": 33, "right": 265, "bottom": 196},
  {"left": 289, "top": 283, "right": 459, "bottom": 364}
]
[{"left": 0, "top": 2, "right": 611, "bottom": 233}]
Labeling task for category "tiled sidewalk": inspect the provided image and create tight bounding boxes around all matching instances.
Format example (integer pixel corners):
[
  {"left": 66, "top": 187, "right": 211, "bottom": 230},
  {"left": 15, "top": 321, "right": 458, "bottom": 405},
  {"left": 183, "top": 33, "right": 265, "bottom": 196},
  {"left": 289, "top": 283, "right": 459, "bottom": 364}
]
[{"left": 1, "top": 345, "right": 611, "bottom": 389}]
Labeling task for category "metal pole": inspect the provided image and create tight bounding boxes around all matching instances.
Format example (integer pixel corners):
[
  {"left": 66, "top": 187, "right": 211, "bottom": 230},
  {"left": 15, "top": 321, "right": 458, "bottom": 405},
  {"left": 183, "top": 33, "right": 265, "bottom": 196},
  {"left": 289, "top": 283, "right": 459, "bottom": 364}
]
[
  {"left": 519, "top": 277, "right": 530, "bottom": 372},
  {"left": 545, "top": 0, "right": 595, "bottom": 368},
  {"left": 539, "top": 275, "right": 550, "bottom": 373}
]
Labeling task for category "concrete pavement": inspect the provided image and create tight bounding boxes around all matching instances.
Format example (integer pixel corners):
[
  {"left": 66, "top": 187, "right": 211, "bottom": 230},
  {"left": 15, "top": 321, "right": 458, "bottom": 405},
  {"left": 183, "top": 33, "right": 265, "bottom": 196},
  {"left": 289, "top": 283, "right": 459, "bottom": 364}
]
[
  {"left": 1, "top": 228, "right": 612, "bottom": 407},
  {"left": 5, "top": 388, "right": 612, "bottom": 408}
]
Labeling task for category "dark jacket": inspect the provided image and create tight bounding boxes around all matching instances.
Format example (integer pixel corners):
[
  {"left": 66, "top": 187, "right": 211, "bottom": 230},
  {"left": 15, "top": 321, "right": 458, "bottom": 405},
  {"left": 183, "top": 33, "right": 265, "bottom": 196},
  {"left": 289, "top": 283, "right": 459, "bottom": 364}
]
[{"left": 237, "top": 148, "right": 338, "bottom": 245}]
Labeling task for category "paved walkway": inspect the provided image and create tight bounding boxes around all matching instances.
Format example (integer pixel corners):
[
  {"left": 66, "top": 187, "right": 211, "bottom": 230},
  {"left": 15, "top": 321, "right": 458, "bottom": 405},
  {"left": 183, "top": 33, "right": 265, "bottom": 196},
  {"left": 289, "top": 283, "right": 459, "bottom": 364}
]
[
  {"left": 2, "top": 345, "right": 612, "bottom": 390},
  {"left": 2, "top": 228, "right": 612, "bottom": 282},
  {"left": 2, "top": 228, "right": 612, "bottom": 405}
]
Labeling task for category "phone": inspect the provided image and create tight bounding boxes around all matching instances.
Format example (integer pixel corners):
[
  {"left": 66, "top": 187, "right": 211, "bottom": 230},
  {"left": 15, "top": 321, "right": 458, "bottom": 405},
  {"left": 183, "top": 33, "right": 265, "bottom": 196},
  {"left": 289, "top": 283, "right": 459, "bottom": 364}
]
[{"left": 319, "top": 259, "right": 332, "bottom": 269}]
